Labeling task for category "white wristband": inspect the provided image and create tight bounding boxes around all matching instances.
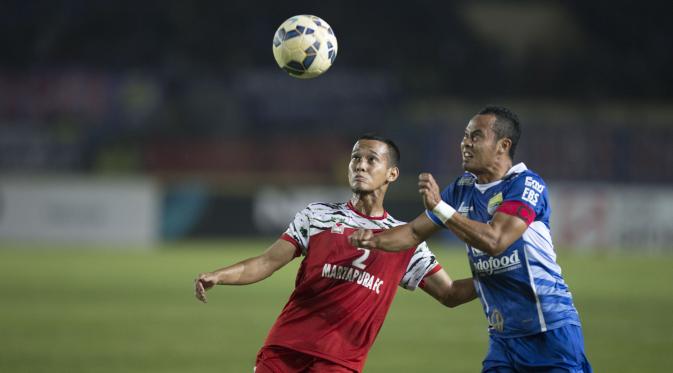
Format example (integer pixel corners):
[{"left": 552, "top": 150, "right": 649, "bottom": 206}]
[{"left": 432, "top": 201, "right": 456, "bottom": 223}]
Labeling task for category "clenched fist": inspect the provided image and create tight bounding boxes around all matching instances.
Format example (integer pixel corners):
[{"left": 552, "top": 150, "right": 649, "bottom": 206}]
[
  {"left": 348, "top": 228, "right": 377, "bottom": 248},
  {"left": 418, "top": 173, "right": 442, "bottom": 210}
]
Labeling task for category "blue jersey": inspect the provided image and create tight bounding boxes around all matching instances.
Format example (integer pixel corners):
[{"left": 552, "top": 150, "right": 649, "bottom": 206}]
[{"left": 427, "top": 163, "right": 581, "bottom": 338}]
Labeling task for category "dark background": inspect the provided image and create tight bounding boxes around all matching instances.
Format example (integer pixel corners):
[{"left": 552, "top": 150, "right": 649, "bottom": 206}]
[{"left": 2, "top": 0, "right": 672, "bottom": 235}]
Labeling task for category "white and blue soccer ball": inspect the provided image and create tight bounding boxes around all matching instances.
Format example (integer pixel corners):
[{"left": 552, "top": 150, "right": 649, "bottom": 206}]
[{"left": 272, "top": 15, "right": 338, "bottom": 79}]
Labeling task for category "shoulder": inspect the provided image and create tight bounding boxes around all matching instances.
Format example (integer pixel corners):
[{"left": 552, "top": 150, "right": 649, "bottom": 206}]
[
  {"left": 520, "top": 168, "right": 546, "bottom": 183},
  {"left": 303, "top": 201, "right": 346, "bottom": 213},
  {"left": 296, "top": 202, "right": 348, "bottom": 221},
  {"left": 504, "top": 166, "right": 547, "bottom": 189},
  {"left": 501, "top": 167, "right": 548, "bottom": 208}
]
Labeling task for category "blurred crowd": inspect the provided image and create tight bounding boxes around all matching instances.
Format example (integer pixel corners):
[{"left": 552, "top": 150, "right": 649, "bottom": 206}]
[{"left": 1, "top": 1, "right": 672, "bottom": 184}]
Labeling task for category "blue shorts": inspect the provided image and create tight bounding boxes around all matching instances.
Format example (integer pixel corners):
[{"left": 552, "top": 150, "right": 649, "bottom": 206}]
[{"left": 483, "top": 324, "right": 592, "bottom": 373}]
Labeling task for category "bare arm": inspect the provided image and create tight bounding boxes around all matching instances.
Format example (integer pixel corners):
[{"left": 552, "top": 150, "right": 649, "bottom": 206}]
[
  {"left": 442, "top": 211, "right": 527, "bottom": 256},
  {"left": 421, "top": 269, "right": 477, "bottom": 308},
  {"left": 418, "top": 173, "right": 528, "bottom": 257},
  {"left": 348, "top": 213, "right": 441, "bottom": 252},
  {"left": 194, "top": 239, "right": 297, "bottom": 303},
  {"left": 349, "top": 173, "right": 527, "bottom": 255}
]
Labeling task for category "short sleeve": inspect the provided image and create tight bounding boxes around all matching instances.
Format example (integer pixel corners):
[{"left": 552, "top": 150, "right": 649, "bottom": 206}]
[
  {"left": 280, "top": 206, "right": 311, "bottom": 256},
  {"left": 502, "top": 173, "right": 547, "bottom": 216},
  {"left": 426, "top": 180, "right": 457, "bottom": 228},
  {"left": 399, "top": 242, "right": 440, "bottom": 291}
]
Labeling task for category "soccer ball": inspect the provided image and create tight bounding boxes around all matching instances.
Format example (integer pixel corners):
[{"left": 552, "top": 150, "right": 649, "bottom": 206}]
[{"left": 272, "top": 15, "right": 338, "bottom": 79}]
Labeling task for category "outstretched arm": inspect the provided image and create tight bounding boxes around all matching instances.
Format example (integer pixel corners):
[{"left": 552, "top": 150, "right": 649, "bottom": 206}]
[
  {"left": 348, "top": 213, "right": 441, "bottom": 252},
  {"left": 351, "top": 173, "right": 529, "bottom": 255},
  {"left": 421, "top": 269, "right": 477, "bottom": 308},
  {"left": 194, "top": 239, "right": 297, "bottom": 303},
  {"left": 419, "top": 173, "right": 528, "bottom": 257}
]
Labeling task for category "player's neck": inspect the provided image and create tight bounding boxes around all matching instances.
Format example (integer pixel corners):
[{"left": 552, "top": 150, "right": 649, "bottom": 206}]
[
  {"left": 350, "top": 193, "right": 385, "bottom": 217},
  {"left": 476, "top": 159, "right": 513, "bottom": 184}
]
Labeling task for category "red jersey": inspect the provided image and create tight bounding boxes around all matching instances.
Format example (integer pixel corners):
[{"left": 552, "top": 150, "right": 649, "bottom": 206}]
[{"left": 263, "top": 201, "right": 441, "bottom": 372}]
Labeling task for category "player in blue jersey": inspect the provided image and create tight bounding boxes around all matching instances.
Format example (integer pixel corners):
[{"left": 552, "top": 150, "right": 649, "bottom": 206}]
[{"left": 350, "top": 106, "right": 592, "bottom": 372}]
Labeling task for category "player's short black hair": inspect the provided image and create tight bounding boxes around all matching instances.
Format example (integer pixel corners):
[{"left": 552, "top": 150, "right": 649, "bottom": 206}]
[
  {"left": 478, "top": 105, "right": 521, "bottom": 159},
  {"left": 355, "top": 134, "right": 400, "bottom": 167}
]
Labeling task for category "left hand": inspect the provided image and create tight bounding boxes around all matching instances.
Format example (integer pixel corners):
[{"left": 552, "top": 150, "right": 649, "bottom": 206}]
[
  {"left": 194, "top": 272, "right": 218, "bottom": 303},
  {"left": 418, "top": 173, "right": 442, "bottom": 210}
]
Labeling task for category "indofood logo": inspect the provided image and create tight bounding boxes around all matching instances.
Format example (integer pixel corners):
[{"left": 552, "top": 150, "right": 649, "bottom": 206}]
[{"left": 473, "top": 250, "right": 522, "bottom": 275}]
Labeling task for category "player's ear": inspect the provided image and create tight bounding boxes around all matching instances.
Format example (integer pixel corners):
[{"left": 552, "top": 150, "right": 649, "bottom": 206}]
[
  {"left": 387, "top": 166, "right": 399, "bottom": 182},
  {"left": 498, "top": 138, "right": 512, "bottom": 156}
]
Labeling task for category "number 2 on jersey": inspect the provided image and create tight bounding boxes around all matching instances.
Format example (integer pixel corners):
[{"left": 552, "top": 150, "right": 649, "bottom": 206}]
[{"left": 352, "top": 248, "right": 370, "bottom": 269}]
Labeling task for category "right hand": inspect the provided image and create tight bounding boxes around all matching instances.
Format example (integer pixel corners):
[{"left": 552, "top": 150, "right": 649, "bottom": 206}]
[
  {"left": 194, "top": 272, "right": 218, "bottom": 303},
  {"left": 348, "top": 228, "right": 377, "bottom": 248},
  {"left": 418, "top": 172, "right": 442, "bottom": 210}
]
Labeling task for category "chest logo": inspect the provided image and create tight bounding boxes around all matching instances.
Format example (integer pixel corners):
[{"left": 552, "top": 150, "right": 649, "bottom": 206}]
[
  {"left": 487, "top": 192, "right": 503, "bottom": 215},
  {"left": 331, "top": 222, "right": 345, "bottom": 234},
  {"left": 458, "top": 202, "right": 471, "bottom": 216}
]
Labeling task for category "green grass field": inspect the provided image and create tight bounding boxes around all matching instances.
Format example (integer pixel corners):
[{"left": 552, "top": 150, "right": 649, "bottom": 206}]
[{"left": 1, "top": 240, "right": 672, "bottom": 372}]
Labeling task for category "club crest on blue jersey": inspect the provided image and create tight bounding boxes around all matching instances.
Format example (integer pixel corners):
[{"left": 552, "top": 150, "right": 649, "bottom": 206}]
[{"left": 487, "top": 192, "right": 503, "bottom": 215}]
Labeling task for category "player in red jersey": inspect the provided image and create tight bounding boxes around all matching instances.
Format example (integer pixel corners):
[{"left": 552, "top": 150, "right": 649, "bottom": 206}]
[{"left": 194, "top": 135, "right": 476, "bottom": 372}]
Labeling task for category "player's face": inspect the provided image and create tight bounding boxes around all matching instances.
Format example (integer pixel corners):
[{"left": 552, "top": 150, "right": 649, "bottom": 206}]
[
  {"left": 348, "top": 140, "right": 398, "bottom": 193},
  {"left": 461, "top": 114, "right": 500, "bottom": 173}
]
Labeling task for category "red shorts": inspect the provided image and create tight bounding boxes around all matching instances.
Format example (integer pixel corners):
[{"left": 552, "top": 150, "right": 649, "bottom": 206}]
[{"left": 255, "top": 346, "right": 357, "bottom": 373}]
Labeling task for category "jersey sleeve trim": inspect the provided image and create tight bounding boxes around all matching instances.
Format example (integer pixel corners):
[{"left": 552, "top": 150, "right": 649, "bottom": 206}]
[
  {"left": 418, "top": 264, "right": 443, "bottom": 289},
  {"left": 496, "top": 200, "right": 536, "bottom": 225},
  {"left": 425, "top": 210, "right": 446, "bottom": 228},
  {"left": 279, "top": 233, "right": 303, "bottom": 258}
]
